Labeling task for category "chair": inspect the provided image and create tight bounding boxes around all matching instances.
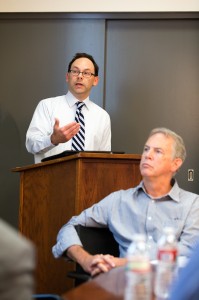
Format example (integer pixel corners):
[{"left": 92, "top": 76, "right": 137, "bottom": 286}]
[{"left": 67, "top": 225, "right": 119, "bottom": 286}]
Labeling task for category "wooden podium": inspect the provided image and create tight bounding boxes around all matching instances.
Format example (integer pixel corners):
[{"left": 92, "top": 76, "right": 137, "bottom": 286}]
[{"left": 13, "top": 152, "right": 141, "bottom": 295}]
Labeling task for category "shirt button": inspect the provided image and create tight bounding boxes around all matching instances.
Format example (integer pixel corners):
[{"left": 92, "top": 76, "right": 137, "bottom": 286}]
[{"left": 148, "top": 216, "right": 152, "bottom": 221}]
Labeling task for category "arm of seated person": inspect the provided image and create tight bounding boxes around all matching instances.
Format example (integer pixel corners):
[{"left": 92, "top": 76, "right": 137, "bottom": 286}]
[{"left": 67, "top": 245, "right": 127, "bottom": 277}]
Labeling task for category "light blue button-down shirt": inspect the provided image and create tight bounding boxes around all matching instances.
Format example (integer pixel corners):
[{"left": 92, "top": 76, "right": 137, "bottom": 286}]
[{"left": 52, "top": 180, "right": 199, "bottom": 259}]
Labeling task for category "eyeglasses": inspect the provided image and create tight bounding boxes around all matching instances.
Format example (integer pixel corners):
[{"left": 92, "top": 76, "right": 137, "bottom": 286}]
[{"left": 69, "top": 69, "right": 95, "bottom": 78}]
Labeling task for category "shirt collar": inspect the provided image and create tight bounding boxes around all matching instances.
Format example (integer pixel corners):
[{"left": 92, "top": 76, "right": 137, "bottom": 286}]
[
  {"left": 66, "top": 91, "right": 90, "bottom": 109},
  {"left": 134, "top": 179, "right": 180, "bottom": 203},
  {"left": 168, "top": 179, "right": 181, "bottom": 202}
]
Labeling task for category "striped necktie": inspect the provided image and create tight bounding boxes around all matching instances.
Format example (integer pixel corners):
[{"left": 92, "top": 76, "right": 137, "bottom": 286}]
[{"left": 71, "top": 101, "right": 85, "bottom": 151}]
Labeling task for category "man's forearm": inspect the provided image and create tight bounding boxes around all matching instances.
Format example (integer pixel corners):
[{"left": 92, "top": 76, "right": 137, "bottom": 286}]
[
  {"left": 67, "top": 245, "right": 92, "bottom": 273},
  {"left": 67, "top": 244, "right": 127, "bottom": 276}
]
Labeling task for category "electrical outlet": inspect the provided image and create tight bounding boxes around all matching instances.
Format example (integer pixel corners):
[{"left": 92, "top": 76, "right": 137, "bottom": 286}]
[{"left": 188, "top": 169, "right": 194, "bottom": 181}]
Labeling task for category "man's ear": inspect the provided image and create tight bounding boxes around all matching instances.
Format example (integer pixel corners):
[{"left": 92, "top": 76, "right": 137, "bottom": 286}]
[
  {"left": 66, "top": 73, "right": 69, "bottom": 82},
  {"left": 172, "top": 158, "right": 183, "bottom": 173},
  {"left": 93, "top": 76, "right": 99, "bottom": 86}
]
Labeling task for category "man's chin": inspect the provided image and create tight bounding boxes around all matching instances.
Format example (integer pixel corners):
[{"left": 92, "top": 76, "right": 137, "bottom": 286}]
[{"left": 140, "top": 169, "right": 152, "bottom": 177}]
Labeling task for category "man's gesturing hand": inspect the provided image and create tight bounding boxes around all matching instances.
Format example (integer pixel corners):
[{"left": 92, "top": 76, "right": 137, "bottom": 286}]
[{"left": 51, "top": 118, "right": 80, "bottom": 145}]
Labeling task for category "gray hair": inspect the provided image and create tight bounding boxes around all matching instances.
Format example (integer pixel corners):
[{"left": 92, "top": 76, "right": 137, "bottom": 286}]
[{"left": 148, "top": 127, "right": 186, "bottom": 163}]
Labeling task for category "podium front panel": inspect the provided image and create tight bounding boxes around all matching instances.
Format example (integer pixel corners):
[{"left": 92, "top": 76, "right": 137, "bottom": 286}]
[{"left": 13, "top": 153, "right": 141, "bottom": 294}]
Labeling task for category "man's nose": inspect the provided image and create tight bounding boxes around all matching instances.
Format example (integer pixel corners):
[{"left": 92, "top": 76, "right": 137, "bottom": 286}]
[
  {"left": 77, "top": 72, "right": 83, "bottom": 78},
  {"left": 145, "top": 150, "right": 153, "bottom": 159}
]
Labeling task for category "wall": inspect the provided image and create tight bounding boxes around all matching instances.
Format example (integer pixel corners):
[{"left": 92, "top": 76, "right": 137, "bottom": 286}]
[{"left": 105, "top": 17, "right": 199, "bottom": 194}]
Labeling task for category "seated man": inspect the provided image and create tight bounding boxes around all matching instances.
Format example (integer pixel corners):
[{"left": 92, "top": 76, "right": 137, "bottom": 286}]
[
  {"left": 0, "top": 219, "right": 35, "bottom": 300},
  {"left": 52, "top": 127, "right": 199, "bottom": 277}
]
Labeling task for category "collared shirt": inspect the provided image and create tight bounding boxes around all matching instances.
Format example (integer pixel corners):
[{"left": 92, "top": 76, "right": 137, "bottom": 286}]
[
  {"left": 52, "top": 180, "right": 199, "bottom": 260},
  {"left": 26, "top": 91, "right": 111, "bottom": 163}
]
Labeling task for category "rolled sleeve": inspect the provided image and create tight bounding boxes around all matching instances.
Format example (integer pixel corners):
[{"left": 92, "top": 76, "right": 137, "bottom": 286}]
[{"left": 52, "top": 214, "right": 87, "bottom": 258}]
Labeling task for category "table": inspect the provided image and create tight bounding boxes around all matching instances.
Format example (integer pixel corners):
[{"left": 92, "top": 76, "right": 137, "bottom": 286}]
[{"left": 62, "top": 266, "right": 156, "bottom": 300}]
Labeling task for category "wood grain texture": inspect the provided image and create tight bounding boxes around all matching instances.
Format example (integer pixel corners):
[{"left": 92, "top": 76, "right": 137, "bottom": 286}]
[{"left": 13, "top": 153, "right": 141, "bottom": 294}]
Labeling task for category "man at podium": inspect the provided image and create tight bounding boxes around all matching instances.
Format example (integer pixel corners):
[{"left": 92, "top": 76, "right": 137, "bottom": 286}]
[{"left": 26, "top": 53, "right": 111, "bottom": 163}]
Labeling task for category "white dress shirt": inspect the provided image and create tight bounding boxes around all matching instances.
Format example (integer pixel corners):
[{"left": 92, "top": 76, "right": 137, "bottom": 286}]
[{"left": 26, "top": 91, "right": 111, "bottom": 163}]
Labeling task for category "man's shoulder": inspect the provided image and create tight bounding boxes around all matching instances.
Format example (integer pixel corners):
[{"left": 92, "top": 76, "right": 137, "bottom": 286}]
[
  {"left": 110, "top": 187, "right": 137, "bottom": 199},
  {"left": 179, "top": 185, "right": 199, "bottom": 197},
  {"left": 88, "top": 100, "right": 110, "bottom": 115},
  {"left": 37, "top": 95, "right": 68, "bottom": 111},
  {"left": 179, "top": 187, "right": 199, "bottom": 203},
  {"left": 40, "top": 95, "right": 66, "bottom": 104},
  {"left": 172, "top": 180, "right": 199, "bottom": 203},
  {"left": 87, "top": 102, "right": 111, "bottom": 123}
]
